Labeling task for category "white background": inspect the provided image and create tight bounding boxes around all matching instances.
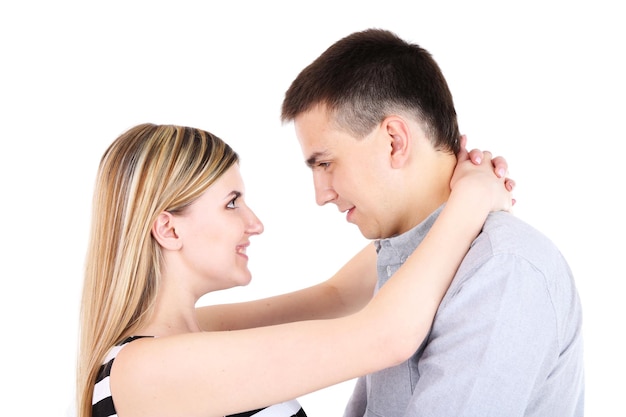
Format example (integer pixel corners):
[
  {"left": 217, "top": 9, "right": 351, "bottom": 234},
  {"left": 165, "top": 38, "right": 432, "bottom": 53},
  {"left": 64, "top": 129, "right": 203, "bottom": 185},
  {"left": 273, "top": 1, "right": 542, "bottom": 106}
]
[{"left": 1, "top": 1, "right": 624, "bottom": 415}]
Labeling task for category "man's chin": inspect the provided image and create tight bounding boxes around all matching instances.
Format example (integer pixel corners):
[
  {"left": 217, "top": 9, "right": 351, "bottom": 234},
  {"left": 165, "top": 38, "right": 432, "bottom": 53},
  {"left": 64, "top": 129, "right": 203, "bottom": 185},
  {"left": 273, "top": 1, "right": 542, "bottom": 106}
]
[{"left": 356, "top": 224, "right": 381, "bottom": 240}]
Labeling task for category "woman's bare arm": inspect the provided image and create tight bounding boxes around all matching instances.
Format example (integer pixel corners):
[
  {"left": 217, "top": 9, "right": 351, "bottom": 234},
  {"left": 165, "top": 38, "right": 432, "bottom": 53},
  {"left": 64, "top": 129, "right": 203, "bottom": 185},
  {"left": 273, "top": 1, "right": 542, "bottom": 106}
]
[
  {"left": 111, "top": 153, "right": 512, "bottom": 417},
  {"left": 197, "top": 242, "right": 378, "bottom": 331},
  {"left": 196, "top": 143, "right": 512, "bottom": 332}
]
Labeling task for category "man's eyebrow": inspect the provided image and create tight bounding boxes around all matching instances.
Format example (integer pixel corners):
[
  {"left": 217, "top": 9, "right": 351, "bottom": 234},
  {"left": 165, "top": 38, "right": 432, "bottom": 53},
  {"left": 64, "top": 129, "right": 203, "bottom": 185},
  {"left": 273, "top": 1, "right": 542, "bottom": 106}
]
[{"left": 305, "top": 151, "right": 330, "bottom": 168}]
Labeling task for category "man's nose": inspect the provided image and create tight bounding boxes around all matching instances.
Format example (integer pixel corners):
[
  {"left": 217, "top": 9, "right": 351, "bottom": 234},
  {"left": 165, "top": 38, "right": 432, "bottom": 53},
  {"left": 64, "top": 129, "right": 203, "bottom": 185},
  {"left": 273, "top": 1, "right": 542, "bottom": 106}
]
[{"left": 313, "top": 175, "right": 337, "bottom": 206}]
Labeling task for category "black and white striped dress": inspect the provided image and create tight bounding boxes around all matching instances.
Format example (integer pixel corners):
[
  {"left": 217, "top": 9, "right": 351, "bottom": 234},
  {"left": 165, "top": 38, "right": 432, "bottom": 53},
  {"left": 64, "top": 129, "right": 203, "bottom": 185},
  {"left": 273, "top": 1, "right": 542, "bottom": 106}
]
[{"left": 92, "top": 336, "right": 307, "bottom": 417}]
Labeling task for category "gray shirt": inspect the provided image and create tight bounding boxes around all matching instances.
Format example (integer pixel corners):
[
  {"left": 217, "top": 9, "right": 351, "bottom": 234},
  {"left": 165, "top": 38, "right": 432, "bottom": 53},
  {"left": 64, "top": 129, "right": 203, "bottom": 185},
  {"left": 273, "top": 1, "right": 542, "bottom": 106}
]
[{"left": 344, "top": 208, "right": 584, "bottom": 417}]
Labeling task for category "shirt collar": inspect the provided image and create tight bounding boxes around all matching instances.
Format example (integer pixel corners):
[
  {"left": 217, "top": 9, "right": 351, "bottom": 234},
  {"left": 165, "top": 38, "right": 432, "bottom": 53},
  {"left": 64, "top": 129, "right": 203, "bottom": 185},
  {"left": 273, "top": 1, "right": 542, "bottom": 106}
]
[{"left": 374, "top": 205, "right": 444, "bottom": 264}]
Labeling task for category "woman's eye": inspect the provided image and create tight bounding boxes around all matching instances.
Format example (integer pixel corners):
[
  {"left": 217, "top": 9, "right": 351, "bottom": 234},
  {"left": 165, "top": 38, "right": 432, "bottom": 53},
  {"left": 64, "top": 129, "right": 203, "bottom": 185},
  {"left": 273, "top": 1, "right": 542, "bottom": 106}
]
[
  {"left": 226, "top": 192, "right": 242, "bottom": 209},
  {"left": 227, "top": 197, "right": 238, "bottom": 209}
]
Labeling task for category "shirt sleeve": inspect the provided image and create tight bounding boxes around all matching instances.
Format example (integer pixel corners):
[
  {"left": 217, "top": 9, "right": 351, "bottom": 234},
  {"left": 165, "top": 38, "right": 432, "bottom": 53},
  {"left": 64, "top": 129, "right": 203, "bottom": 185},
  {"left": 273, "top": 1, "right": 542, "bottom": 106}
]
[
  {"left": 404, "top": 253, "right": 559, "bottom": 417},
  {"left": 343, "top": 376, "right": 367, "bottom": 417}
]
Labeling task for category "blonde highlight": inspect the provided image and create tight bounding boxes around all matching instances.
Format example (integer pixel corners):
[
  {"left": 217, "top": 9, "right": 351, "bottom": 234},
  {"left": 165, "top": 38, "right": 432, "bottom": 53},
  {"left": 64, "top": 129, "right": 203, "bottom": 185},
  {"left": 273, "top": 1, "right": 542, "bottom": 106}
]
[{"left": 76, "top": 123, "right": 238, "bottom": 417}]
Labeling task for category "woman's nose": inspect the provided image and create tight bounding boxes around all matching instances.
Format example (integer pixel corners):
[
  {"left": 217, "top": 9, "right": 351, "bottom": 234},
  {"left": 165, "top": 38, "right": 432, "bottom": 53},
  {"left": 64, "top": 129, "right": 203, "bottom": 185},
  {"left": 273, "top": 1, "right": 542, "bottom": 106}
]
[{"left": 246, "top": 209, "right": 264, "bottom": 235}]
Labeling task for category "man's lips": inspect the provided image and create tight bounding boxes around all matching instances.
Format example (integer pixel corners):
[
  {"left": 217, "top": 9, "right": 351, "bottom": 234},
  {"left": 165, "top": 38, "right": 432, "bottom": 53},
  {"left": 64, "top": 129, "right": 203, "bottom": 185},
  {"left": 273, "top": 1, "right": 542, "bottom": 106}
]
[{"left": 344, "top": 207, "right": 355, "bottom": 223}]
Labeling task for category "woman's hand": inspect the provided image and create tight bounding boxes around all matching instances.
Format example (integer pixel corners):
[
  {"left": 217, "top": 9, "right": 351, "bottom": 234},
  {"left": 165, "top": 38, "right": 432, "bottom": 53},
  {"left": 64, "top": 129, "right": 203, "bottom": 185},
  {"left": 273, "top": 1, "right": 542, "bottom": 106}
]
[
  {"left": 462, "top": 135, "right": 516, "bottom": 192},
  {"left": 452, "top": 135, "right": 516, "bottom": 213}
]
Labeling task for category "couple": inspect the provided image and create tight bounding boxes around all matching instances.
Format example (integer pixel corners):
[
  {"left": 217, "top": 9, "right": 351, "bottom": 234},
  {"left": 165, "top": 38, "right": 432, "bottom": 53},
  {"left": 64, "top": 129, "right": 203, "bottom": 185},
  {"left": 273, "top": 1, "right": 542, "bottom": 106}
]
[{"left": 77, "top": 29, "right": 584, "bottom": 417}]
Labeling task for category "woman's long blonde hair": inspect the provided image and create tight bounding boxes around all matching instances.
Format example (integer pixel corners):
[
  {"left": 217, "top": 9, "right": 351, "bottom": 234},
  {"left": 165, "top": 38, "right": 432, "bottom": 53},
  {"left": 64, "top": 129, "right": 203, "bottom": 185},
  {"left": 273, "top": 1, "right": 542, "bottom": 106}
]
[{"left": 76, "top": 123, "right": 238, "bottom": 417}]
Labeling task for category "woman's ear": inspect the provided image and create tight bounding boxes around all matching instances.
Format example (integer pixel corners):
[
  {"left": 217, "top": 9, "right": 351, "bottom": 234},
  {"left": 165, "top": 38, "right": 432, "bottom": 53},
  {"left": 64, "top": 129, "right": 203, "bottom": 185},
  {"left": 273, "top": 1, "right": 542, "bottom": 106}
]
[
  {"left": 151, "top": 211, "right": 182, "bottom": 250},
  {"left": 384, "top": 116, "right": 411, "bottom": 168}
]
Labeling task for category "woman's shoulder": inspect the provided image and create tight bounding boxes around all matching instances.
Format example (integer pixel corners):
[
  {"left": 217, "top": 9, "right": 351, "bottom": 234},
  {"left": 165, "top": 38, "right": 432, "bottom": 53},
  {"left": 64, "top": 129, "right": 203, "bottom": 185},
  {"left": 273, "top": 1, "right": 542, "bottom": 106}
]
[
  {"left": 97, "top": 336, "right": 153, "bottom": 382},
  {"left": 93, "top": 336, "right": 153, "bottom": 417}
]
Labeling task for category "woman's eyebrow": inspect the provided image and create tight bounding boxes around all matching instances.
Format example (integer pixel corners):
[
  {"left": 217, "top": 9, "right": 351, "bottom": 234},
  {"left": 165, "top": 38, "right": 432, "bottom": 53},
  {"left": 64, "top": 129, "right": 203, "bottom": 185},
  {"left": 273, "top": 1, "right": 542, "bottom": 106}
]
[{"left": 225, "top": 190, "right": 242, "bottom": 200}]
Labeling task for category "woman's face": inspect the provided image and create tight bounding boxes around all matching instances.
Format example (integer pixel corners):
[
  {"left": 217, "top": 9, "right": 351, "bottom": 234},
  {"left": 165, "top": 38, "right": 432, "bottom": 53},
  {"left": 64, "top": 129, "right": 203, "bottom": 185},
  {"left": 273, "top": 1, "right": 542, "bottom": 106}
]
[{"left": 171, "top": 164, "right": 264, "bottom": 293}]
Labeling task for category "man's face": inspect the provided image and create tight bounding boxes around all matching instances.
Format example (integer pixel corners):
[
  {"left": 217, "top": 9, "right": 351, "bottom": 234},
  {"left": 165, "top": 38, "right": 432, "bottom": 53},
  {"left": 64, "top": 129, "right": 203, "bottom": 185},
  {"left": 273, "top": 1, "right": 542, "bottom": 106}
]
[{"left": 294, "top": 106, "right": 404, "bottom": 239}]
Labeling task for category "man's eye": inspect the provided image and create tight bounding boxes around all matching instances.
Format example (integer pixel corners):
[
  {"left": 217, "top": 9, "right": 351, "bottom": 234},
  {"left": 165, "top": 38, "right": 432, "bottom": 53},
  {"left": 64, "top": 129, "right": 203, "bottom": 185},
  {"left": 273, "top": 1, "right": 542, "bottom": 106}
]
[{"left": 318, "top": 162, "right": 330, "bottom": 168}]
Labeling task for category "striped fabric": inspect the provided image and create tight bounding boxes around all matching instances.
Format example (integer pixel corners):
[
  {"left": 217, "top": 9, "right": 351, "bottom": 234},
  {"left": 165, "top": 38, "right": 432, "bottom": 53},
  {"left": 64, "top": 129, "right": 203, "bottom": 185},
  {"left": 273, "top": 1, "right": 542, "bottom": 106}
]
[
  {"left": 227, "top": 400, "right": 307, "bottom": 417},
  {"left": 92, "top": 336, "right": 307, "bottom": 417},
  {"left": 92, "top": 336, "right": 147, "bottom": 417}
]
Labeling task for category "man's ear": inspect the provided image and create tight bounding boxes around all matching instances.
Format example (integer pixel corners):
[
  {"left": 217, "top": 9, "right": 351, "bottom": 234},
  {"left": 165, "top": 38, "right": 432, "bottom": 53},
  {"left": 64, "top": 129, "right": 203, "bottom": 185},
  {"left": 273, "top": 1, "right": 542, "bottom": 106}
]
[
  {"left": 384, "top": 116, "right": 411, "bottom": 168},
  {"left": 151, "top": 211, "right": 182, "bottom": 250}
]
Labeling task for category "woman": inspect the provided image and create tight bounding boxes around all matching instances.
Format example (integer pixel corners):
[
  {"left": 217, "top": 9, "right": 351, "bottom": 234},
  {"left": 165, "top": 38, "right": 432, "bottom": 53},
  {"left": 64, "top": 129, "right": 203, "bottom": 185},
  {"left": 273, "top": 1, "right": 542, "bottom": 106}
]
[{"left": 77, "top": 123, "right": 513, "bottom": 417}]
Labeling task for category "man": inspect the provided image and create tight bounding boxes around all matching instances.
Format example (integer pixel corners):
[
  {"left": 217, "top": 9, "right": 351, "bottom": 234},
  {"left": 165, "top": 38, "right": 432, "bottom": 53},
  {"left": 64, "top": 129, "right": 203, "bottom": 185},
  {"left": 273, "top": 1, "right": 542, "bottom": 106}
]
[{"left": 280, "top": 28, "right": 584, "bottom": 416}]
